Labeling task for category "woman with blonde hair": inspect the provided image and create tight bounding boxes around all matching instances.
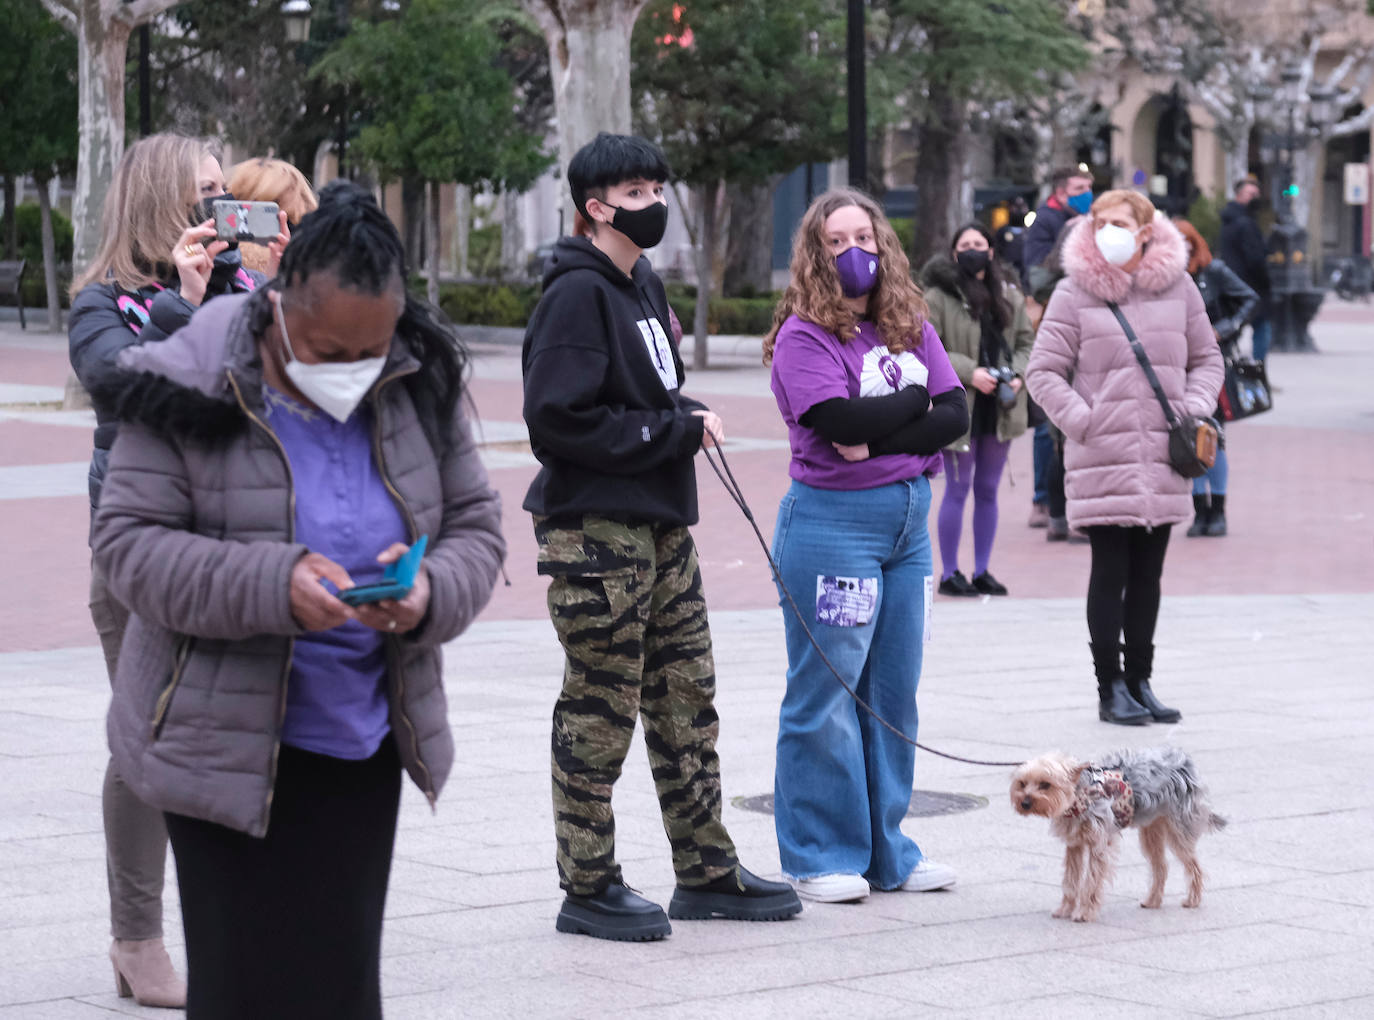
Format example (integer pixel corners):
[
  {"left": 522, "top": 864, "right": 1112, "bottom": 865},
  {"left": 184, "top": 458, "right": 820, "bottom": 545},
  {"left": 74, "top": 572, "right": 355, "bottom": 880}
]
[
  {"left": 67, "top": 132, "right": 285, "bottom": 1008},
  {"left": 1027, "top": 190, "right": 1223, "bottom": 726},
  {"left": 227, "top": 157, "right": 318, "bottom": 273},
  {"left": 766, "top": 188, "right": 967, "bottom": 904}
]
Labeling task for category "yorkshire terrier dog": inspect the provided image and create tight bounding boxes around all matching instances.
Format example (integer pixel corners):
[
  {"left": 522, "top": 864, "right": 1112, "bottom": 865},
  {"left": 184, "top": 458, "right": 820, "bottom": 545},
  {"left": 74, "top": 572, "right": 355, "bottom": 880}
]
[{"left": 1010, "top": 747, "right": 1226, "bottom": 922}]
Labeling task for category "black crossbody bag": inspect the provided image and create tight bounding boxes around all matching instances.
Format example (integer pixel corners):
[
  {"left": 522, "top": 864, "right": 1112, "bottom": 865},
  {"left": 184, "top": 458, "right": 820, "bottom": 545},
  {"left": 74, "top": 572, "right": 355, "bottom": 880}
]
[{"left": 1105, "top": 301, "right": 1219, "bottom": 479}]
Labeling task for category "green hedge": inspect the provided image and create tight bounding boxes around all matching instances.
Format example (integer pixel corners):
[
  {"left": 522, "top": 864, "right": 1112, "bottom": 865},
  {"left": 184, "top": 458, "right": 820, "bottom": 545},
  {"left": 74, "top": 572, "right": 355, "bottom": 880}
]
[
  {"left": 429, "top": 278, "right": 781, "bottom": 334},
  {"left": 434, "top": 281, "right": 542, "bottom": 327}
]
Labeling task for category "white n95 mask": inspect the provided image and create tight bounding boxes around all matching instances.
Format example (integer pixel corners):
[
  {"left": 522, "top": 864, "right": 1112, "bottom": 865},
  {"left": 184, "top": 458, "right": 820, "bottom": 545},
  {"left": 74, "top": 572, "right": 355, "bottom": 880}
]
[
  {"left": 273, "top": 292, "right": 386, "bottom": 423},
  {"left": 1095, "top": 223, "right": 1142, "bottom": 267}
]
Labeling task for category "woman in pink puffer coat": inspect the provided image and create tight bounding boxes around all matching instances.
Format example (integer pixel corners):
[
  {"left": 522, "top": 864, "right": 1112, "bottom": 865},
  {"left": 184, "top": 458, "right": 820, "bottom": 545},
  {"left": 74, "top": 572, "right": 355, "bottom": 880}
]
[{"left": 1027, "top": 189, "right": 1223, "bottom": 727}]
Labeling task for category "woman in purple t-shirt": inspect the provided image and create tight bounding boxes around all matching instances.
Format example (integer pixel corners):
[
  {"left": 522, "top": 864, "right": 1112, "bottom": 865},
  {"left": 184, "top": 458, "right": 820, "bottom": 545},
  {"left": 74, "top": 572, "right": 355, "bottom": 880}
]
[{"left": 765, "top": 189, "right": 969, "bottom": 904}]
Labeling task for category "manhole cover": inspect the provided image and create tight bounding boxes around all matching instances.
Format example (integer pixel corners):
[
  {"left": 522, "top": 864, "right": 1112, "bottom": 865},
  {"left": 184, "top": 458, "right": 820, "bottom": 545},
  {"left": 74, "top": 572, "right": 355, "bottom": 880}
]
[{"left": 733, "top": 790, "right": 987, "bottom": 819}]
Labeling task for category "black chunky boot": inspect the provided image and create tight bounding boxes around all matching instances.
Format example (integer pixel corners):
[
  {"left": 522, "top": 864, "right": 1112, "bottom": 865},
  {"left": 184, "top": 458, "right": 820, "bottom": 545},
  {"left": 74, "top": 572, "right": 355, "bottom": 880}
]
[
  {"left": 1186, "top": 494, "right": 1209, "bottom": 537},
  {"left": 1092, "top": 642, "right": 1150, "bottom": 725},
  {"left": 1205, "top": 494, "right": 1227, "bottom": 537},
  {"left": 1123, "top": 643, "right": 1182, "bottom": 723}
]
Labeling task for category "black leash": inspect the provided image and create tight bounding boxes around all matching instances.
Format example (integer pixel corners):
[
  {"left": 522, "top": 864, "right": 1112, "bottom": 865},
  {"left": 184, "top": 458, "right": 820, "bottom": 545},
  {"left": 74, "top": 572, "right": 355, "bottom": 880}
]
[{"left": 700, "top": 436, "right": 1024, "bottom": 770}]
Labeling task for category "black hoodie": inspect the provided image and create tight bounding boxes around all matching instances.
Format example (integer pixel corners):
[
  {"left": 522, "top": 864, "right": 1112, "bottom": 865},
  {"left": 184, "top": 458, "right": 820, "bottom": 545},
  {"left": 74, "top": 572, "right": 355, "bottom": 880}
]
[{"left": 522, "top": 236, "right": 707, "bottom": 526}]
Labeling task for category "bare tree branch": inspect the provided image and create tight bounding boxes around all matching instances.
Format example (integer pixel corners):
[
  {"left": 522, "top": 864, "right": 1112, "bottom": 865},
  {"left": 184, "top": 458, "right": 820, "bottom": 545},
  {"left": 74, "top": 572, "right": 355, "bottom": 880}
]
[
  {"left": 114, "top": 0, "right": 183, "bottom": 27},
  {"left": 38, "top": 0, "right": 77, "bottom": 31},
  {"left": 1330, "top": 105, "right": 1374, "bottom": 138}
]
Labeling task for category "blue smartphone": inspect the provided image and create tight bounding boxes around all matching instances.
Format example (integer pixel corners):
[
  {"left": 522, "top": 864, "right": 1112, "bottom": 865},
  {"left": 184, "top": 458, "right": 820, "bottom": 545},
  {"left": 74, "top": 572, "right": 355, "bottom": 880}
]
[{"left": 338, "top": 535, "right": 429, "bottom": 606}]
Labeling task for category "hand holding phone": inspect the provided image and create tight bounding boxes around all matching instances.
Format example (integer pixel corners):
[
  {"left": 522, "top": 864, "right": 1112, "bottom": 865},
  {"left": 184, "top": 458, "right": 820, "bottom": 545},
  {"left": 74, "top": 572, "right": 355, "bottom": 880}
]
[
  {"left": 338, "top": 536, "right": 429, "bottom": 607},
  {"left": 346, "top": 537, "right": 432, "bottom": 636},
  {"left": 213, "top": 199, "right": 282, "bottom": 244}
]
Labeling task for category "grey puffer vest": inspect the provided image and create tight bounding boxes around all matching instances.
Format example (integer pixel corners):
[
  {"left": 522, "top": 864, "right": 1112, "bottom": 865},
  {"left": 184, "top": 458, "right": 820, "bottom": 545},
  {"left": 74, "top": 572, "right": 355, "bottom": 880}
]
[{"left": 94, "top": 292, "right": 505, "bottom": 837}]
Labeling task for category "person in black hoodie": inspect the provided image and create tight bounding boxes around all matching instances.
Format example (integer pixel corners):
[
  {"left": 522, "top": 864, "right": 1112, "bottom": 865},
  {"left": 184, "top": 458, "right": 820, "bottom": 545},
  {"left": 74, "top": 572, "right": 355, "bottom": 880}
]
[
  {"left": 1217, "top": 176, "right": 1271, "bottom": 363},
  {"left": 65, "top": 132, "right": 280, "bottom": 1008},
  {"left": 522, "top": 133, "right": 801, "bottom": 942}
]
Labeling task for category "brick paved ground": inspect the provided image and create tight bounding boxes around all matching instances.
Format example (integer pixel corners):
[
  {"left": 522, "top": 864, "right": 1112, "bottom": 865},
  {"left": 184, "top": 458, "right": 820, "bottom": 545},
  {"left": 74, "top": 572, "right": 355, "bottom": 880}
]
[{"left": 0, "top": 303, "right": 1371, "bottom": 1017}]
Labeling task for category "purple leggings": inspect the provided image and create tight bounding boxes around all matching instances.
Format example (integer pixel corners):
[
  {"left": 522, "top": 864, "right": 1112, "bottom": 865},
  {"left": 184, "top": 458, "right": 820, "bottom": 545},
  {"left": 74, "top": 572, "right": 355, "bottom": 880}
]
[{"left": 938, "top": 435, "right": 1010, "bottom": 580}]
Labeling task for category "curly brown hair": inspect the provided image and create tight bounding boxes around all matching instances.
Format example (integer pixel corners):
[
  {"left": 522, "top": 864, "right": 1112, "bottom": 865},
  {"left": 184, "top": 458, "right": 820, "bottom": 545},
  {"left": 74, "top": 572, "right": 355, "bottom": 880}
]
[{"left": 763, "top": 188, "right": 927, "bottom": 364}]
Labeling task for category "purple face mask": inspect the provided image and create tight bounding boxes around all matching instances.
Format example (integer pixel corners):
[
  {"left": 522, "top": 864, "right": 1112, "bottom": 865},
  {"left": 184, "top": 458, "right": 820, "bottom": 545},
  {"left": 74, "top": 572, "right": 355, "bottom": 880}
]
[{"left": 835, "top": 246, "right": 880, "bottom": 298}]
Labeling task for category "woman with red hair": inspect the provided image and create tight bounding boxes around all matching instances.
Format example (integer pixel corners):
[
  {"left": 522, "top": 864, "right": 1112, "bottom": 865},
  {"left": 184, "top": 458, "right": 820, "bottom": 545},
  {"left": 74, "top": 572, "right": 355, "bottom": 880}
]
[{"left": 1174, "top": 218, "right": 1258, "bottom": 537}]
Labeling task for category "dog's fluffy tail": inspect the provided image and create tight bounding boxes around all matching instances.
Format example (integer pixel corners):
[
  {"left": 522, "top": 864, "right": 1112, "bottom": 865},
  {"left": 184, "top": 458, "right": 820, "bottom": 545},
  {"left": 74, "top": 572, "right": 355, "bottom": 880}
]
[{"left": 1208, "top": 812, "right": 1228, "bottom": 831}]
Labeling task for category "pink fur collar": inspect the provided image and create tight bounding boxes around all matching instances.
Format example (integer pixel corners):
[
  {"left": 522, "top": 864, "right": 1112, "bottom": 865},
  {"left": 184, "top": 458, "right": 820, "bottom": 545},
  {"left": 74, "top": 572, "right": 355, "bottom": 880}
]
[{"left": 1060, "top": 212, "right": 1189, "bottom": 303}]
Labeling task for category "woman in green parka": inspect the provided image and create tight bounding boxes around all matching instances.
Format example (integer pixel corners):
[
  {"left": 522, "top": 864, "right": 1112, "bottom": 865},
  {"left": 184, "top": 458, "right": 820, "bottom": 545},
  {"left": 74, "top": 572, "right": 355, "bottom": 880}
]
[{"left": 922, "top": 221, "right": 1034, "bottom": 597}]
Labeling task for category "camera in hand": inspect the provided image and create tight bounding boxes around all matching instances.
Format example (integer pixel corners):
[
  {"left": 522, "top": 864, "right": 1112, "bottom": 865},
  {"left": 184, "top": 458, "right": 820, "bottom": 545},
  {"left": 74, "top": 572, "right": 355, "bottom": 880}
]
[{"left": 989, "top": 366, "right": 1018, "bottom": 409}]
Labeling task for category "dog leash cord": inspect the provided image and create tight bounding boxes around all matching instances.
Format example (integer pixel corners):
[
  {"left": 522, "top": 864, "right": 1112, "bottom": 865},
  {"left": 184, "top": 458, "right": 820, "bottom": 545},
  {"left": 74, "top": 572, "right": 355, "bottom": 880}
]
[{"left": 700, "top": 438, "right": 1024, "bottom": 770}]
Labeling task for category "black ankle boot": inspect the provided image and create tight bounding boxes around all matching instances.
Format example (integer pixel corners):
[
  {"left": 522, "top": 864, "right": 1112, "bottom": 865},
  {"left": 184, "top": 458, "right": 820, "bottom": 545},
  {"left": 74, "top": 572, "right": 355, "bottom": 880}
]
[
  {"left": 1186, "top": 495, "right": 1209, "bottom": 537},
  {"left": 1091, "top": 643, "right": 1150, "bottom": 725},
  {"left": 1122, "top": 643, "right": 1182, "bottom": 723},
  {"left": 1205, "top": 494, "right": 1227, "bottom": 537},
  {"left": 556, "top": 882, "right": 671, "bottom": 941}
]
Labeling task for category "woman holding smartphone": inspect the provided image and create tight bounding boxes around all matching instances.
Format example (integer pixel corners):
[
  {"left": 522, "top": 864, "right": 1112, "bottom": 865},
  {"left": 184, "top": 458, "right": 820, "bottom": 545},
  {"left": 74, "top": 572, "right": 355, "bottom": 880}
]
[
  {"left": 67, "top": 132, "right": 285, "bottom": 1008},
  {"left": 92, "top": 182, "right": 505, "bottom": 1019}
]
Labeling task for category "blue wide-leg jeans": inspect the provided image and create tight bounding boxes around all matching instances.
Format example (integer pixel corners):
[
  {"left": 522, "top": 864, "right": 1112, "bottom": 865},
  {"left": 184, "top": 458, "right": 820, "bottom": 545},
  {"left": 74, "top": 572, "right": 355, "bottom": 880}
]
[{"left": 771, "top": 476, "right": 932, "bottom": 890}]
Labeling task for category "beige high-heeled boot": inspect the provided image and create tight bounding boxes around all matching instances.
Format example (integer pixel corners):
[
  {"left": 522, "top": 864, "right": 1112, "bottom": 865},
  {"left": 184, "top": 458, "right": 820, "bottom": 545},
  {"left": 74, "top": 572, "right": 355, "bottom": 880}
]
[{"left": 110, "top": 937, "right": 187, "bottom": 1009}]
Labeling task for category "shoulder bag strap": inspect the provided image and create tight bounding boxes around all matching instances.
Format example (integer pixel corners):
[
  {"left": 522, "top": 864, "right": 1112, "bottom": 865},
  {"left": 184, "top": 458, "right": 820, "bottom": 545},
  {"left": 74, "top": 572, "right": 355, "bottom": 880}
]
[{"left": 1105, "top": 300, "right": 1179, "bottom": 428}]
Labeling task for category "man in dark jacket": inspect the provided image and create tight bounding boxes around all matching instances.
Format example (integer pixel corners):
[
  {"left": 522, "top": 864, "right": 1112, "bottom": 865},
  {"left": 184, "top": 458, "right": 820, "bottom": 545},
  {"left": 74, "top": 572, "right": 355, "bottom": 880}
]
[
  {"left": 1217, "top": 176, "right": 1271, "bottom": 363},
  {"left": 1022, "top": 165, "right": 1093, "bottom": 292},
  {"left": 1023, "top": 165, "right": 1092, "bottom": 537},
  {"left": 522, "top": 132, "right": 801, "bottom": 942}
]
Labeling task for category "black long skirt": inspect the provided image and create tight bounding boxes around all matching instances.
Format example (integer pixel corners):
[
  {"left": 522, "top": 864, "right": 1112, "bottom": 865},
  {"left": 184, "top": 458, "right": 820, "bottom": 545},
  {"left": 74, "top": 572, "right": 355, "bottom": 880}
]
[{"left": 164, "top": 736, "right": 402, "bottom": 1020}]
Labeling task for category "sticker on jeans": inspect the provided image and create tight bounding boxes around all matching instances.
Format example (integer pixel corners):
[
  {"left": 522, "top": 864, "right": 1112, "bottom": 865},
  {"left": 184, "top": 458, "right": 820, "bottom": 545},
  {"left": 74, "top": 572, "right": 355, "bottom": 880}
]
[
  {"left": 816, "top": 575, "right": 877, "bottom": 627},
  {"left": 923, "top": 575, "right": 933, "bottom": 644}
]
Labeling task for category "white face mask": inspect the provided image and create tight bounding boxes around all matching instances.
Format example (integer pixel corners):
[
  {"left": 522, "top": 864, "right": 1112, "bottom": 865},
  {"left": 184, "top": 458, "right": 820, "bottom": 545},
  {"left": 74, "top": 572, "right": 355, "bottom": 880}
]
[
  {"left": 273, "top": 292, "right": 387, "bottom": 423},
  {"left": 1095, "top": 223, "right": 1143, "bottom": 267}
]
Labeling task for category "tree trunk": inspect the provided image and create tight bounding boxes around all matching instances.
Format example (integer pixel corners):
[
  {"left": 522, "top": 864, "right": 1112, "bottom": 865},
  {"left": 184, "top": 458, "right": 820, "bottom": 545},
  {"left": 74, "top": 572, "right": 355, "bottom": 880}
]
[
  {"left": 500, "top": 189, "right": 524, "bottom": 279},
  {"left": 36, "top": 176, "right": 62, "bottom": 333},
  {"left": 1, "top": 175, "right": 15, "bottom": 260},
  {"left": 723, "top": 179, "right": 775, "bottom": 297},
  {"left": 691, "top": 181, "right": 718, "bottom": 371},
  {"left": 911, "top": 87, "right": 965, "bottom": 270},
  {"left": 454, "top": 185, "right": 471, "bottom": 278},
  {"left": 1223, "top": 133, "right": 1251, "bottom": 194},
  {"left": 427, "top": 180, "right": 441, "bottom": 307},
  {"left": 402, "top": 175, "right": 424, "bottom": 270},
  {"left": 523, "top": 0, "right": 647, "bottom": 230},
  {"left": 71, "top": 7, "right": 133, "bottom": 274}
]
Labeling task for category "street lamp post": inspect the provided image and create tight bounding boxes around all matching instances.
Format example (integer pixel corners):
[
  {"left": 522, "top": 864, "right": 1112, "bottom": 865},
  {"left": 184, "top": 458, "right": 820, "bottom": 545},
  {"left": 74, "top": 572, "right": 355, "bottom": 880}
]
[
  {"left": 1264, "top": 63, "right": 1337, "bottom": 353},
  {"left": 847, "top": 0, "right": 866, "bottom": 190}
]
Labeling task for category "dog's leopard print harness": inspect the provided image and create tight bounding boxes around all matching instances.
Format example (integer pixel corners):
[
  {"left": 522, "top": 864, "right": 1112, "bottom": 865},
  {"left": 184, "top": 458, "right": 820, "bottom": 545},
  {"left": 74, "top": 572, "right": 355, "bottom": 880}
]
[{"left": 1069, "top": 766, "right": 1135, "bottom": 829}]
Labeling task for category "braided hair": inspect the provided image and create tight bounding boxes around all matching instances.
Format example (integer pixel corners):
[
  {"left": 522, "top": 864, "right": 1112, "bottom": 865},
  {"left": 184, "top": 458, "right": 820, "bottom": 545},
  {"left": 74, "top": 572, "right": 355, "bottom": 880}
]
[{"left": 256, "top": 179, "right": 469, "bottom": 440}]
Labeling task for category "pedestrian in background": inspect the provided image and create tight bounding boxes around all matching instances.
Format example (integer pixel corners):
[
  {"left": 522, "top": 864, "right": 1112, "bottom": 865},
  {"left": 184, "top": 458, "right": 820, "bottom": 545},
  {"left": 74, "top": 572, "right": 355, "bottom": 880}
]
[
  {"left": 921, "top": 221, "right": 1034, "bottom": 597},
  {"left": 1027, "top": 190, "right": 1223, "bottom": 727},
  {"left": 226, "top": 157, "right": 319, "bottom": 275},
  {"left": 1024, "top": 165, "right": 1095, "bottom": 538},
  {"left": 522, "top": 133, "right": 801, "bottom": 942},
  {"left": 1176, "top": 218, "right": 1258, "bottom": 537},
  {"left": 93, "top": 181, "right": 505, "bottom": 1019},
  {"left": 67, "top": 132, "right": 283, "bottom": 1010},
  {"left": 766, "top": 187, "right": 967, "bottom": 903},
  {"left": 1218, "top": 175, "right": 1272, "bottom": 365}
]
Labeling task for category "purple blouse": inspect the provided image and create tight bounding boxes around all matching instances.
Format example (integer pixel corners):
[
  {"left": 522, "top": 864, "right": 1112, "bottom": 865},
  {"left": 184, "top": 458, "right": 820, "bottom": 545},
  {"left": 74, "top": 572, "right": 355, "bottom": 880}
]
[
  {"left": 263, "top": 387, "right": 409, "bottom": 760},
  {"left": 770, "top": 316, "right": 962, "bottom": 490}
]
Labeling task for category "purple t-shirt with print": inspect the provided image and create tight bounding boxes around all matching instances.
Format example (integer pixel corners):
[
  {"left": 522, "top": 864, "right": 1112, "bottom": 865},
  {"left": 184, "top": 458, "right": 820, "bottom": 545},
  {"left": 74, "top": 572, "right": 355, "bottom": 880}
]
[{"left": 770, "top": 316, "right": 961, "bottom": 491}]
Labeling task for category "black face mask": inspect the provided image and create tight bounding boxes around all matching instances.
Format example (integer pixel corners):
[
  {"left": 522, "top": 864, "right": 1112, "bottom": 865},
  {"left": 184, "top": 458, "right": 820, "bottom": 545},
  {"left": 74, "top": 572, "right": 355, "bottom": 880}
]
[
  {"left": 956, "top": 249, "right": 990, "bottom": 275},
  {"left": 602, "top": 199, "right": 669, "bottom": 250},
  {"left": 192, "top": 191, "right": 236, "bottom": 227},
  {"left": 1246, "top": 197, "right": 1263, "bottom": 214}
]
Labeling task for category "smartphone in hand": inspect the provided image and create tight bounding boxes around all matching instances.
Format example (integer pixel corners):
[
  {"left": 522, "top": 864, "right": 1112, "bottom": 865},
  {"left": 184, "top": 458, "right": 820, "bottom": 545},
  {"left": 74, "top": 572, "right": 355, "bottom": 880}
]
[
  {"left": 338, "top": 536, "right": 429, "bottom": 607},
  {"left": 213, "top": 200, "right": 281, "bottom": 244}
]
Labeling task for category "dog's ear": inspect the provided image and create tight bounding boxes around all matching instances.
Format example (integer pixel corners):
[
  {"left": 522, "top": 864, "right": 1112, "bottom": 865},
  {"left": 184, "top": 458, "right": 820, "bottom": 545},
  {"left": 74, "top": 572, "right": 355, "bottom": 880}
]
[{"left": 1057, "top": 754, "right": 1088, "bottom": 784}]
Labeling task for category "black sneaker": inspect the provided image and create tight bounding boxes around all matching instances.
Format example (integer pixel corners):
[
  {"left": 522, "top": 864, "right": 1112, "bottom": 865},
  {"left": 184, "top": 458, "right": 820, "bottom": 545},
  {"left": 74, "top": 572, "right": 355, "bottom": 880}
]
[
  {"left": 555, "top": 883, "right": 671, "bottom": 941},
  {"left": 938, "top": 571, "right": 979, "bottom": 597},
  {"left": 971, "top": 571, "right": 1008, "bottom": 596},
  {"left": 668, "top": 866, "right": 802, "bottom": 921}
]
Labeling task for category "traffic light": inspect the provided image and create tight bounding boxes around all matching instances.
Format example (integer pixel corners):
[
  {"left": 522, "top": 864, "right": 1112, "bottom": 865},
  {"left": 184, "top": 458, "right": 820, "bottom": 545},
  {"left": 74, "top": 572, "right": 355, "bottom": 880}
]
[{"left": 1283, "top": 183, "right": 1300, "bottom": 198}]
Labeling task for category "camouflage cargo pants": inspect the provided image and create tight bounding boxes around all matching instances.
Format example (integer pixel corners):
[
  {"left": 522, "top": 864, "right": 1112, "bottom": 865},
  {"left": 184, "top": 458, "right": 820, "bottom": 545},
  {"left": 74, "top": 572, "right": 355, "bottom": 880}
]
[{"left": 535, "top": 515, "right": 739, "bottom": 897}]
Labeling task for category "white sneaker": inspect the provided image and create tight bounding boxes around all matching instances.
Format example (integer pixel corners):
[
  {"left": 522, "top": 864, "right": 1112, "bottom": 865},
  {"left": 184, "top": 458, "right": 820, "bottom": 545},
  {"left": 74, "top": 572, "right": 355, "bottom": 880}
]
[
  {"left": 900, "top": 859, "right": 957, "bottom": 891},
  {"left": 790, "top": 873, "right": 871, "bottom": 903}
]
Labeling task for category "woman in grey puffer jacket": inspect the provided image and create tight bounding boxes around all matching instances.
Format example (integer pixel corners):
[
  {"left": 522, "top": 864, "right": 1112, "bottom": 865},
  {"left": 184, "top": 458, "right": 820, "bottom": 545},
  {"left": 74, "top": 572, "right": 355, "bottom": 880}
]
[{"left": 93, "top": 182, "right": 505, "bottom": 1019}]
